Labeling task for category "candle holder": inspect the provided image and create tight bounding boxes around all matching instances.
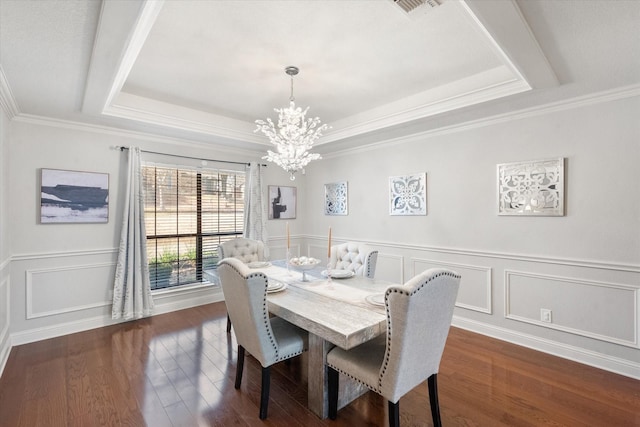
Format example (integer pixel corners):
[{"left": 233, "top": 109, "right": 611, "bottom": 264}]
[{"left": 326, "top": 259, "right": 332, "bottom": 283}]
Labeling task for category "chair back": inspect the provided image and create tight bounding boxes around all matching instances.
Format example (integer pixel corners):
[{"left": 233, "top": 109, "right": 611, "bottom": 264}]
[
  {"left": 217, "top": 257, "right": 278, "bottom": 366},
  {"left": 379, "top": 268, "right": 460, "bottom": 402},
  {"left": 329, "top": 242, "right": 378, "bottom": 278},
  {"left": 219, "top": 238, "right": 265, "bottom": 264}
]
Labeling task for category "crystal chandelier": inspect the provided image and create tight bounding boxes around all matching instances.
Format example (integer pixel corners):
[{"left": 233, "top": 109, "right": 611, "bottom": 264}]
[{"left": 255, "top": 66, "right": 329, "bottom": 180}]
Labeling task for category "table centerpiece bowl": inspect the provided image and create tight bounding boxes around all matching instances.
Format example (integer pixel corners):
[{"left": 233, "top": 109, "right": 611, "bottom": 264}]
[{"left": 288, "top": 256, "right": 321, "bottom": 282}]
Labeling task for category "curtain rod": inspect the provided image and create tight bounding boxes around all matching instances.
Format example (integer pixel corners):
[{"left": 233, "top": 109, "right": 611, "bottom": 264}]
[{"left": 113, "top": 146, "right": 267, "bottom": 167}]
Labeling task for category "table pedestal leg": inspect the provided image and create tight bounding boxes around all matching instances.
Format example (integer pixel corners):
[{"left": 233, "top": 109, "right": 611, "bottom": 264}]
[{"left": 307, "top": 333, "right": 369, "bottom": 418}]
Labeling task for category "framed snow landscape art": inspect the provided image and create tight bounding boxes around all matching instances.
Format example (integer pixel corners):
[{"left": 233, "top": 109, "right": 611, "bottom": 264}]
[{"left": 40, "top": 168, "right": 109, "bottom": 223}]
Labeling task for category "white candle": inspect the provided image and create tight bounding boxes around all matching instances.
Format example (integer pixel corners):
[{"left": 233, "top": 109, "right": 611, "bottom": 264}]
[
  {"left": 327, "top": 227, "right": 332, "bottom": 258},
  {"left": 286, "top": 222, "right": 290, "bottom": 249}
]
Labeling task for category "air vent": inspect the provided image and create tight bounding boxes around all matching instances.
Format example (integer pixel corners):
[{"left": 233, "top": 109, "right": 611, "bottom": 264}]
[{"left": 392, "top": 0, "right": 444, "bottom": 14}]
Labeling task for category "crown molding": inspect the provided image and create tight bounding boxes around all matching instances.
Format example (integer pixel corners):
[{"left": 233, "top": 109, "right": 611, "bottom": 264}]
[
  {"left": 11, "top": 113, "right": 262, "bottom": 158},
  {"left": 324, "top": 83, "right": 640, "bottom": 158},
  {"left": 0, "top": 66, "right": 20, "bottom": 118}
]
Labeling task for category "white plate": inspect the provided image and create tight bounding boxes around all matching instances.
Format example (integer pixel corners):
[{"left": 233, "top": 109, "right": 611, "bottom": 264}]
[
  {"left": 365, "top": 293, "right": 385, "bottom": 307},
  {"left": 248, "top": 261, "right": 271, "bottom": 269},
  {"left": 267, "top": 279, "right": 284, "bottom": 291},
  {"left": 267, "top": 282, "right": 288, "bottom": 294},
  {"left": 322, "top": 269, "right": 355, "bottom": 279}
]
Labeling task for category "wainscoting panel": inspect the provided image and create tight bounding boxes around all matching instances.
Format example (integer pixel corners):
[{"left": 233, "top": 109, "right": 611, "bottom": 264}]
[
  {"left": 505, "top": 270, "right": 638, "bottom": 348},
  {"left": 0, "top": 275, "right": 11, "bottom": 378},
  {"left": 375, "top": 252, "right": 404, "bottom": 284},
  {"left": 0, "top": 276, "right": 8, "bottom": 342},
  {"left": 412, "top": 258, "right": 492, "bottom": 314},
  {"left": 26, "top": 262, "right": 115, "bottom": 319}
]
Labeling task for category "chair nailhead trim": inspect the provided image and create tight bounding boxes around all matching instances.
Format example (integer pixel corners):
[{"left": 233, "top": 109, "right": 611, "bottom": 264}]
[
  {"left": 224, "top": 262, "right": 279, "bottom": 359},
  {"left": 378, "top": 270, "right": 461, "bottom": 390}
]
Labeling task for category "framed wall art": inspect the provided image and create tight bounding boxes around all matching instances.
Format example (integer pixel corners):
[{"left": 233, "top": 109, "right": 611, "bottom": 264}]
[
  {"left": 268, "top": 185, "right": 297, "bottom": 219},
  {"left": 324, "top": 181, "right": 348, "bottom": 215},
  {"left": 40, "top": 168, "right": 109, "bottom": 223},
  {"left": 389, "top": 173, "right": 427, "bottom": 215},
  {"left": 497, "top": 157, "right": 565, "bottom": 216}
]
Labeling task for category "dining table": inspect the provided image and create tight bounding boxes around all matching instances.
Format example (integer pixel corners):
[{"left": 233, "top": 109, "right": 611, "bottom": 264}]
[{"left": 243, "top": 260, "right": 395, "bottom": 419}]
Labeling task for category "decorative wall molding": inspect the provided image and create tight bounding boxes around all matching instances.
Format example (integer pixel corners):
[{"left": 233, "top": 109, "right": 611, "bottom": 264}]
[
  {"left": 11, "top": 285, "right": 224, "bottom": 347},
  {"left": 151, "top": 287, "right": 224, "bottom": 316},
  {"left": 376, "top": 252, "right": 405, "bottom": 284},
  {"left": 0, "top": 276, "right": 12, "bottom": 378},
  {"left": 26, "top": 263, "right": 115, "bottom": 319},
  {"left": 0, "top": 277, "right": 9, "bottom": 342},
  {"left": 303, "top": 234, "right": 640, "bottom": 274},
  {"left": 453, "top": 316, "right": 640, "bottom": 380},
  {"left": 12, "top": 248, "right": 117, "bottom": 261},
  {"left": 0, "top": 65, "right": 20, "bottom": 118},
  {"left": 412, "top": 258, "right": 492, "bottom": 314},
  {"left": 505, "top": 270, "right": 638, "bottom": 348},
  {"left": 0, "top": 256, "right": 10, "bottom": 272}
]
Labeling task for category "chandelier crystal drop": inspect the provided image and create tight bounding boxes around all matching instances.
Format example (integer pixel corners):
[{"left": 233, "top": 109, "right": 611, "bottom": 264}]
[{"left": 255, "top": 66, "right": 329, "bottom": 180}]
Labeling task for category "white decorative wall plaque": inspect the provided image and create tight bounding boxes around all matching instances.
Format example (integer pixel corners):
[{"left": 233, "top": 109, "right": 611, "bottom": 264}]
[
  {"left": 389, "top": 173, "right": 427, "bottom": 215},
  {"left": 497, "top": 158, "right": 564, "bottom": 216},
  {"left": 324, "top": 181, "right": 348, "bottom": 215}
]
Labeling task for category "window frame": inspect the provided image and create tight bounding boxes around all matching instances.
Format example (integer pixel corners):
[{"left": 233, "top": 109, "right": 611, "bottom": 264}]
[{"left": 142, "top": 161, "right": 245, "bottom": 291}]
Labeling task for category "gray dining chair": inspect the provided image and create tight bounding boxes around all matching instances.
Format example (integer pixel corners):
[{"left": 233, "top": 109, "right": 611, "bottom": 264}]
[
  {"left": 218, "top": 237, "right": 266, "bottom": 333},
  {"left": 328, "top": 242, "right": 378, "bottom": 278},
  {"left": 326, "top": 268, "right": 461, "bottom": 427},
  {"left": 217, "top": 257, "right": 308, "bottom": 420}
]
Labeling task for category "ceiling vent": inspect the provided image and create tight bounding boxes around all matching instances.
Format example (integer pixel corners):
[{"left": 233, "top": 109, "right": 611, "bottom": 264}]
[{"left": 392, "top": 0, "right": 444, "bottom": 15}]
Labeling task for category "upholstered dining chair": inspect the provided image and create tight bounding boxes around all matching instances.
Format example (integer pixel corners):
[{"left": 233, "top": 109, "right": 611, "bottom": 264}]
[
  {"left": 328, "top": 242, "right": 378, "bottom": 278},
  {"left": 326, "top": 268, "right": 461, "bottom": 427},
  {"left": 217, "top": 257, "right": 308, "bottom": 420},
  {"left": 218, "top": 237, "right": 265, "bottom": 264},
  {"left": 218, "top": 237, "right": 266, "bottom": 333}
]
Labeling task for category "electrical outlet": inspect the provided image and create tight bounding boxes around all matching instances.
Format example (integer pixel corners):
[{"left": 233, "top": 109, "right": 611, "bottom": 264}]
[{"left": 540, "top": 308, "right": 552, "bottom": 323}]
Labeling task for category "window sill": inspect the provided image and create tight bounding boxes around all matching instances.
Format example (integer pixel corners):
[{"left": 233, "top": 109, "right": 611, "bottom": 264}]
[{"left": 151, "top": 280, "right": 220, "bottom": 297}]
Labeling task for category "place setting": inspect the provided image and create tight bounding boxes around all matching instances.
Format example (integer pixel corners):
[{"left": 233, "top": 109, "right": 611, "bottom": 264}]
[
  {"left": 248, "top": 261, "right": 271, "bottom": 269},
  {"left": 267, "top": 279, "right": 288, "bottom": 294},
  {"left": 365, "top": 293, "right": 385, "bottom": 307}
]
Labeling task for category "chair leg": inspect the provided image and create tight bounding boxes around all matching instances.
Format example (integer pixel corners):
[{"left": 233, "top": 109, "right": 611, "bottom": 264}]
[
  {"left": 226, "top": 313, "right": 232, "bottom": 333},
  {"left": 259, "top": 366, "right": 271, "bottom": 419},
  {"left": 388, "top": 401, "right": 400, "bottom": 427},
  {"left": 234, "top": 345, "right": 245, "bottom": 389},
  {"left": 428, "top": 374, "right": 442, "bottom": 427},
  {"left": 328, "top": 366, "right": 339, "bottom": 420}
]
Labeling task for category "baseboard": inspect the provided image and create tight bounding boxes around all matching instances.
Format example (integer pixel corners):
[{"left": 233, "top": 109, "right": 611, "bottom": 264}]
[
  {"left": 452, "top": 316, "right": 640, "bottom": 380},
  {"left": 11, "top": 289, "right": 225, "bottom": 347},
  {"left": 0, "top": 333, "right": 10, "bottom": 379}
]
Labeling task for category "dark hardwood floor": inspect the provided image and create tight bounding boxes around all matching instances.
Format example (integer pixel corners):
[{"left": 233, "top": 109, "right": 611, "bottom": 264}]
[{"left": 0, "top": 302, "right": 638, "bottom": 426}]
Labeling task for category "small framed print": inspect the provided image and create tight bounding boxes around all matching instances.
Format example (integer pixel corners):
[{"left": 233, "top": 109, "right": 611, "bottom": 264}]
[
  {"left": 40, "top": 168, "right": 109, "bottom": 223},
  {"left": 497, "top": 158, "right": 564, "bottom": 216},
  {"left": 268, "top": 185, "right": 296, "bottom": 219},
  {"left": 389, "top": 173, "right": 427, "bottom": 215},
  {"left": 324, "top": 181, "right": 348, "bottom": 215}
]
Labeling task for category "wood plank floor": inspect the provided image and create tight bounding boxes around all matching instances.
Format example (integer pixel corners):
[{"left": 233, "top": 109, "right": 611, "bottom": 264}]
[{"left": 0, "top": 302, "right": 638, "bottom": 426}]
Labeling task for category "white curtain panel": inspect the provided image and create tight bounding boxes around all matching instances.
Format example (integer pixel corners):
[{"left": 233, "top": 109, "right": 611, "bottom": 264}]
[
  {"left": 243, "top": 162, "right": 269, "bottom": 258},
  {"left": 112, "top": 147, "right": 154, "bottom": 320}
]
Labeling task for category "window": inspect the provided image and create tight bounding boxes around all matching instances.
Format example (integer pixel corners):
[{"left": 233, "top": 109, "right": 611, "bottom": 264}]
[{"left": 142, "top": 164, "right": 245, "bottom": 290}]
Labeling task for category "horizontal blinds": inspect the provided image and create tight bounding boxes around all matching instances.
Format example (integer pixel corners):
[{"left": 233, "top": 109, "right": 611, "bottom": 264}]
[{"left": 142, "top": 164, "right": 245, "bottom": 289}]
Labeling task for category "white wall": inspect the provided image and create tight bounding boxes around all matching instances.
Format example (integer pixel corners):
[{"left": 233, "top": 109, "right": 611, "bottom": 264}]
[
  {"left": 302, "top": 92, "right": 640, "bottom": 377},
  {"left": 0, "top": 106, "right": 10, "bottom": 373},
  {"left": 6, "top": 119, "right": 279, "bottom": 345},
  {"left": 2, "top": 90, "right": 639, "bottom": 379}
]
